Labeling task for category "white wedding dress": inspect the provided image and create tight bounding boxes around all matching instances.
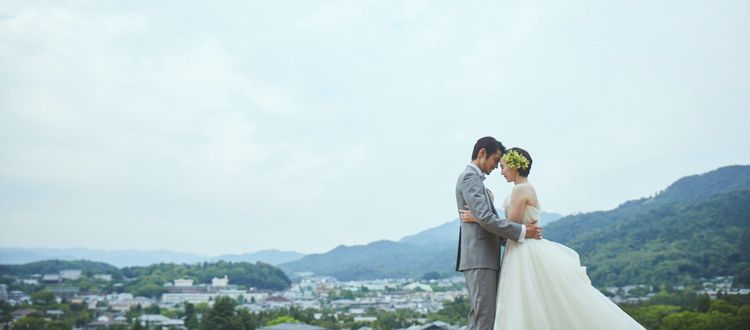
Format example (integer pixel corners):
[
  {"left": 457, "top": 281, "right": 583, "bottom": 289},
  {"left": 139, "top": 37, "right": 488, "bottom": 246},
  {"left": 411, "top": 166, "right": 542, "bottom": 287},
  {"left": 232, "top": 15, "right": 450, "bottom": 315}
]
[{"left": 495, "top": 196, "right": 645, "bottom": 330}]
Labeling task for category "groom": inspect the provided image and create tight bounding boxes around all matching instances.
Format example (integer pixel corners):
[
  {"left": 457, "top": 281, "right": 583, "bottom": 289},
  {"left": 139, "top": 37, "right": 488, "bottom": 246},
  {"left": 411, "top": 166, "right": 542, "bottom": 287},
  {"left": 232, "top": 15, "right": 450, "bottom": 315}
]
[{"left": 455, "top": 136, "right": 543, "bottom": 330}]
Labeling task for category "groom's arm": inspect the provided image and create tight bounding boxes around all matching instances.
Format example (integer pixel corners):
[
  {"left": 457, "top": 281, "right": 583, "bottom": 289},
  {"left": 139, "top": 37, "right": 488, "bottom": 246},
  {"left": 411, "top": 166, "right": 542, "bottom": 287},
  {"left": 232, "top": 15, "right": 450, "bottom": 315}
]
[{"left": 460, "top": 172, "right": 524, "bottom": 241}]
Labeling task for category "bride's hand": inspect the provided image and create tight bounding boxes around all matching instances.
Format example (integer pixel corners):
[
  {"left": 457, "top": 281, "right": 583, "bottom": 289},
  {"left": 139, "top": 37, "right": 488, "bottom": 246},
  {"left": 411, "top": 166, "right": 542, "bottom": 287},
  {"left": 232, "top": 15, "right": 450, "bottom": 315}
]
[{"left": 460, "top": 209, "right": 478, "bottom": 222}]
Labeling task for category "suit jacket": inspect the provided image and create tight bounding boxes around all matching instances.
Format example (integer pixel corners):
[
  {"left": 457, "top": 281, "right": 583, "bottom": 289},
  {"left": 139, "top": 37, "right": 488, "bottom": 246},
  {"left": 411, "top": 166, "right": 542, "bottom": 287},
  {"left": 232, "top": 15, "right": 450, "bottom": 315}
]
[{"left": 455, "top": 165, "right": 523, "bottom": 271}]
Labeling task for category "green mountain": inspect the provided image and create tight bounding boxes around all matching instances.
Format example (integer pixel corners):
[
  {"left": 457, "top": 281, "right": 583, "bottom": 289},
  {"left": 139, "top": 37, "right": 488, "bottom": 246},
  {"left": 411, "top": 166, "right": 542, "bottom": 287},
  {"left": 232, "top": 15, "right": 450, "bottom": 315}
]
[
  {"left": 0, "top": 247, "right": 306, "bottom": 267},
  {"left": 545, "top": 165, "right": 750, "bottom": 246},
  {"left": 210, "top": 250, "right": 306, "bottom": 265},
  {"left": 121, "top": 260, "right": 291, "bottom": 296},
  {"left": 0, "top": 259, "right": 292, "bottom": 295},
  {"left": 281, "top": 165, "right": 750, "bottom": 286},
  {"left": 545, "top": 165, "right": 750, "bottom": 286},
  {"left": 0, "top": 259, "right": 121, "bottom": 277},
  {"left": 280, "top": 240, "right": 455, "bottom": 281}
]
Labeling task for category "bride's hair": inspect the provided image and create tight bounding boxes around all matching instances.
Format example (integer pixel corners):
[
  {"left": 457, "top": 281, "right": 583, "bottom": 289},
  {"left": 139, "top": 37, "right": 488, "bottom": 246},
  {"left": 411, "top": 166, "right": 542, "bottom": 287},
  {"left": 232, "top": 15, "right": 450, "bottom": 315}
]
[{"left": 507, "top": 147, "right": 533, "bottom": 177}]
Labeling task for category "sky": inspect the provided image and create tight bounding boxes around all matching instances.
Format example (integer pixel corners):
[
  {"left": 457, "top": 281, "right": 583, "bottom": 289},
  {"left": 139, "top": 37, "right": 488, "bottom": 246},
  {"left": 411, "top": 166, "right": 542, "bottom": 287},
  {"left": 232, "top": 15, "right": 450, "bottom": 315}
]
[{"left": 1, "top": 0, "right": 749, "bottom": 256}]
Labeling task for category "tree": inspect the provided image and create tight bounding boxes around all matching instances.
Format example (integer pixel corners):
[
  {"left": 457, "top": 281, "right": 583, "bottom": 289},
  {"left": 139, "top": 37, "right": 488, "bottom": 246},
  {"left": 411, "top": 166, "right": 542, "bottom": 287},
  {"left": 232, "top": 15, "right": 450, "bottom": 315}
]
[
  {"left": 184, "top": 303, "right": 200, "bottom": 329},
  {"left": 234, "top": 308, "right": 259, "bottom": 329},
  {"left": 266, "top": 315, "right": 300, "bottom": 326},
  {"left": 132, "top": 319, "right": 145, "bottom": 330},
  {"left": 696, "top": 294, "right": 711, "bottom": 313},
  {"left": 625, "top": 304, "right": 680, "bottom": 330},
  {"left": 144, "top": 303, "right": 161, "bottom": 315},
  {"left": 709, "top": 299, "right": 737, "bottom": 315},
  {"left": 201, "top": 296, "right": 239, "bottom": 330},
  {"left": 13, "top": 316, "right": 48, "bottom": 329},
  {"left": 31, "top": 289, "right": 56, "bottom": 306},
  {"left": 431, "top": 297, "right": 469, "bottom": 326}
]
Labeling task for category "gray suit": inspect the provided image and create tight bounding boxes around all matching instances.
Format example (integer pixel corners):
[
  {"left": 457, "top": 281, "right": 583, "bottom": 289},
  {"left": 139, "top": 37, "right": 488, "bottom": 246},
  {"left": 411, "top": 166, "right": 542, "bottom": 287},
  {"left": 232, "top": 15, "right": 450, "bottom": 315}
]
[{"left": 455, "top": 164, "right": 523, "bottom": 330}]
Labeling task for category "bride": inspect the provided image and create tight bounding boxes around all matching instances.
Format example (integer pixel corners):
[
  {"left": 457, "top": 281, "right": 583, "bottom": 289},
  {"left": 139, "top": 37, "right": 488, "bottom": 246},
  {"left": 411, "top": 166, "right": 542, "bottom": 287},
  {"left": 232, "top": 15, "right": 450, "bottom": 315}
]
[{"left": 460, "top": 148, "right": 645, "bottom": 330}]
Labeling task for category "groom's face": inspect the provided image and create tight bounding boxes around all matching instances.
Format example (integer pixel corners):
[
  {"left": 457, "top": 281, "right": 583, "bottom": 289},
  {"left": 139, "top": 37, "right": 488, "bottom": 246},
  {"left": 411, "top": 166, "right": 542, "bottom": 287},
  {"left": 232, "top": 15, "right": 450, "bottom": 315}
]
[{"left": 479, "top": 149, "right": 502, "bottom": 174}]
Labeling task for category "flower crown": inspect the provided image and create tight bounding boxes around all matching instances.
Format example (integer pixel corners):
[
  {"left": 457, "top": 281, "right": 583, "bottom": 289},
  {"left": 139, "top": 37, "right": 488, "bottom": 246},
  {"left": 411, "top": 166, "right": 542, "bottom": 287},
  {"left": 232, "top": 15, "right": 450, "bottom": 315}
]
[{"left": 503, "top": 150, "right": 530, "bottom": 170}]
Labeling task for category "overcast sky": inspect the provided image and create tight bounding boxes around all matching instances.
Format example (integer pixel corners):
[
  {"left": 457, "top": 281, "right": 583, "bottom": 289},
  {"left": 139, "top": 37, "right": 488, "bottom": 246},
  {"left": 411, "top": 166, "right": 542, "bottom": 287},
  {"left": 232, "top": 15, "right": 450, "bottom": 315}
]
[{"left": 1, "top": 0, "right": 748, "bottom": 256}]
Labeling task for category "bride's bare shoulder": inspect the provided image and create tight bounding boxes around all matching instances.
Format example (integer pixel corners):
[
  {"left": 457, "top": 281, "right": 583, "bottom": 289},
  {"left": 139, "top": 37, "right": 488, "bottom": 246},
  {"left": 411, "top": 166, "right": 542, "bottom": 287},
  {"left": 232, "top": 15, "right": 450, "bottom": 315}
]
[{"left": 512, "top": 183, "right": 535, "bottom": 194}]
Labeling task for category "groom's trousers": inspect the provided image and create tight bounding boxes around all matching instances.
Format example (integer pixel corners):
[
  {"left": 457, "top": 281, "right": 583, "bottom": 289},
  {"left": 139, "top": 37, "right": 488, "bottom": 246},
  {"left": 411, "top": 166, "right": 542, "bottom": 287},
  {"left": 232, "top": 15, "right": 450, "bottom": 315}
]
[{"left": 463, "top": 268, "right": 499, "bottom": 330}]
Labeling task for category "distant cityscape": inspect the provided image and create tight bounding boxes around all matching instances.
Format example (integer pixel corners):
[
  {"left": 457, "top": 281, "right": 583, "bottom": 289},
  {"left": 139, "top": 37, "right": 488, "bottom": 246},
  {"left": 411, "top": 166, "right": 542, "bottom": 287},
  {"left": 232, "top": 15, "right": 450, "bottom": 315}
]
[{"left": 1, "top": 266, "right": 747, "bottom": 329}]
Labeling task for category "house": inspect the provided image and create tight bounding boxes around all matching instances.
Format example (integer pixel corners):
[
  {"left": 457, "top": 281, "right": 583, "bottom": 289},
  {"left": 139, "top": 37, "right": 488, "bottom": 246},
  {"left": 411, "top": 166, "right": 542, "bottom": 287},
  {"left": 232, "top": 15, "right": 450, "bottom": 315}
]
[
  {"left": 266, "top": 295, "right": 292, "bottom": 309},
  {"left": 258, "top": 323, "right": 326, "bottom": 330},
  {"left": 110, "top": 296, "right": 155, "bottom": 313},
  {"left": 398, "top": 321, "right": 460, "bottom": 330},
  {"left": 137, "top": 314, "right": 184, "bottom": 327},
  {"left": 47, "top": 286, "right": 80, "bottom": 299},
  {"left": 21, "top": 279, "right": 39, "bottom": 286},
  {"left": 161, "top": 293, "right": 214, "bottom": 305},
  {"left": 11, "top": 309, "right": 38, "bottom": 320},
  {"left": 94, "top": 274, "right": 113, "bottom": 281},
  {"left": 212, "top": 276, "right": 229, "bottom": 287},
  {"left": 403, "top": 282, "right": 433, "bottom": 292},
  {"left": 60, "top": 270, "right": 82, "bottom": 281},
  {"left": 46, "top": 309, "right": 64, "bottom": 320},
  {"left": 174, "top": 279, "right": 194, "bottom": 287},
  {"left": 85, "top": 315, "right": 128, "bottom": 329},
  {"left": 42, "top": 274, "right": 61, "bottom": 283}
]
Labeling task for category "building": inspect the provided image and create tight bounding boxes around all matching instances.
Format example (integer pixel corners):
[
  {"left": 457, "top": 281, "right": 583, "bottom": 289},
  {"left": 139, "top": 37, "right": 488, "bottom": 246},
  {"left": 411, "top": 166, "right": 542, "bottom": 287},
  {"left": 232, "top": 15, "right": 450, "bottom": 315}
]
[
  {"left": 21, "top": 279, "right": 38, "bottom": 285},
  {"left": 110, "top": 296, "right": 155, "bottom": 313},
  {"left": 60, "top": 270, "right": 82, "bottom": 281},
  {"left": 161, "top": 293, "right": 213, "bottom": 305},
  {"left": 11, "top": 309, "right": 37, "bottom": 321},
  {"left": 403, "top": 282, "right": 433, "bottom": 292},
  {"left": 42, "top": 274, "right": 61, "bottom": 283},
  {"left": 47, "top": 286, "right": 80, "bottom": 299},
  {"left": 85, "top": 315, "right": 128, "bottom": 330},
  {"left": 0, "top": 284, "right": 7, "bottom": 301},
  {"left": 137, "top": 314, "right": 184, "bottom": 327},
  {"left": 212, "top": 275, "right": 229, "bottom": 287},
  {"left": 398, "top": 321, "right": 460, "bottom": 330},
  {"left": 94, "top": 274, "right": 113, "bottom": 281},
  {"left": 174, "top": 279, "right": 195, "bottom": 287},
  {"left": 258, "top": 323, "right": 326, "bottom": 330}
]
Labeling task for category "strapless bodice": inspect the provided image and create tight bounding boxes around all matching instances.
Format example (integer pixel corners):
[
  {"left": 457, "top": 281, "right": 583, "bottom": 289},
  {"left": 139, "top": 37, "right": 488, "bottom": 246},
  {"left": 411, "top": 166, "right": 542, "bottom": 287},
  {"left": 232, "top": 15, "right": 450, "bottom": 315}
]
[{"left": 503, "top": 195, "right": 540, "bottom": 224}]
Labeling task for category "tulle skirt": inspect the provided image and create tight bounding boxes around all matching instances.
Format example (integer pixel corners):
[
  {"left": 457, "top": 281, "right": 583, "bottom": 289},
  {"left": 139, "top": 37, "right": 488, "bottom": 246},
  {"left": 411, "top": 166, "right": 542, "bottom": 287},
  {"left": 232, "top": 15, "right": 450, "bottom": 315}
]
[{"left": 494, "top": 239, "right": 645, "bottom": 330}]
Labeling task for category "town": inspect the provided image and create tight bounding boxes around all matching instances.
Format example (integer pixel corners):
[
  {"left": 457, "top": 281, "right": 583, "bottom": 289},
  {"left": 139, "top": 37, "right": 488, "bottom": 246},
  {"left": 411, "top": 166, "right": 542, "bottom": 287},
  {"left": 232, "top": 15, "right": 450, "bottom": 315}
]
[{"left": 2, "top": 268, "right": 747, "bottom": 329}]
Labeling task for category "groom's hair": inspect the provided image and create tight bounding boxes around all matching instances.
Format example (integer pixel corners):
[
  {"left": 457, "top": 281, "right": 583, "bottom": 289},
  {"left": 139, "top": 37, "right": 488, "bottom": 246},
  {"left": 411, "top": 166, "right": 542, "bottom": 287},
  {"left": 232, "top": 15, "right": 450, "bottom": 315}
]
[{"left": 471, "top": 136, "right": 506, "bottom": 160}]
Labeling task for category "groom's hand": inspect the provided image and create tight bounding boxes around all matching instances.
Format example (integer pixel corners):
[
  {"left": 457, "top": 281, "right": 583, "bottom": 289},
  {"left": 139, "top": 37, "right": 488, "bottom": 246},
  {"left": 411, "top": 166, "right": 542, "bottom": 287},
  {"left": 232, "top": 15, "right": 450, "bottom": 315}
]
[{"left": 525, "top": 220, "right": 543, "bottom": 239}]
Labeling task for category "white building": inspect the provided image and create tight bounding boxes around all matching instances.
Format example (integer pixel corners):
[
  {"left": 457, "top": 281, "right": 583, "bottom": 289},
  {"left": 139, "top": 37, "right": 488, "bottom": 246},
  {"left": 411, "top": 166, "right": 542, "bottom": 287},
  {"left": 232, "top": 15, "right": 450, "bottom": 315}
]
[
  {"left": 212, "top": 276, "right": 229, "bottom": 287},
  {"left": 110, "top": 297, "right": 155, "bottom": 313},
  {"left": 42, "top": 274, "right": 61, "bottom": 282},
  {"left": 138, "top": 314, "right": 184, "bottom": 327},
  {"left": 94, "top": 274, "right": 112, "bottom": 281},
  {"left": 60, "top": 270, "right": 82, "bottom": 281},
  {"left": 403, "top": 282, "right": 433, "bottom": 292},
  {"left": 354, "top": 316, "right": 377, "bottom": 322},
  {"left": 161, "top": 293, "right": 213, "bottom": 305},
  {"left": 245, "top": 292, "right": 269, "bottom": 304},
  {"left": 174, "top": 279, "right": 194, "bottom": 287}
]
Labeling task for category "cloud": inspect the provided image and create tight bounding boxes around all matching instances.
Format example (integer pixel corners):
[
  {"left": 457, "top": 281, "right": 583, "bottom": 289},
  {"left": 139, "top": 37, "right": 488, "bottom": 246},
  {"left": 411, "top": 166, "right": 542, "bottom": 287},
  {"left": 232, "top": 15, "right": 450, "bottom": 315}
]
[{"left": 1, "top": 0, "right": 749, "bottom": 255}]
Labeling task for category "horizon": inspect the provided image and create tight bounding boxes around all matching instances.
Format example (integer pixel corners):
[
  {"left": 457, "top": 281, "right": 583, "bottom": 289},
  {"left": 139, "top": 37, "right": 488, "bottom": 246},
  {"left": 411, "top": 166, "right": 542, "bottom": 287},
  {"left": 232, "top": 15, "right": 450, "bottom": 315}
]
[
  {"left": 2, "top": 162, "right": 747, "bottom": 257},
  {"left": 2, "top": 1, "right": 749, "bottom": 255}
]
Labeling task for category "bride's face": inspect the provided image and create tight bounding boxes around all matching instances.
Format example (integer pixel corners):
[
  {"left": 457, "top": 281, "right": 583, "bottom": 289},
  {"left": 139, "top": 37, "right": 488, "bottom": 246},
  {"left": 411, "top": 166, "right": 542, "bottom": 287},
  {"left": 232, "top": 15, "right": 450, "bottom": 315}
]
[{"left": 500, "top": 158, "right": 518, "bottom": 182}]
